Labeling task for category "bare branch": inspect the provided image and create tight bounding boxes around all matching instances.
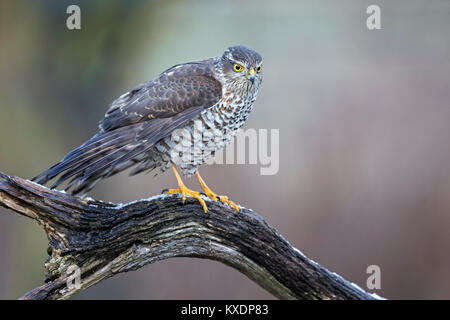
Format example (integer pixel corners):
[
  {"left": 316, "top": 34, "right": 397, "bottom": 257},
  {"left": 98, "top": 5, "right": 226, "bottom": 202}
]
[{"left": 0, "top": 172, "right": 378, "bottom": 300}]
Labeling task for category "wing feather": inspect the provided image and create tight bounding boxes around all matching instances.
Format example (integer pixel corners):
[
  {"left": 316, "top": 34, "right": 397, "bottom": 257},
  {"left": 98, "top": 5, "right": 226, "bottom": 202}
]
[{"left": 32, "top": 58, "right": 222, "bottom": 193}]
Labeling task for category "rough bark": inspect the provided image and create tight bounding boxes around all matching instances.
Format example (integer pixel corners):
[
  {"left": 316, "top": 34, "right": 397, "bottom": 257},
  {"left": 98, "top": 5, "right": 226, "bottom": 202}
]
[{"left": 0, "top": 171, "right": 379, "bottom": 300}]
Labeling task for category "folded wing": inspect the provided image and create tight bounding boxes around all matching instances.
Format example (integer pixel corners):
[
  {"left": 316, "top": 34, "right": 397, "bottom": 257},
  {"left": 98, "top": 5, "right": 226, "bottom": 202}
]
[{"left": 32, "top": 59, "right": 222, "bottom": 194}]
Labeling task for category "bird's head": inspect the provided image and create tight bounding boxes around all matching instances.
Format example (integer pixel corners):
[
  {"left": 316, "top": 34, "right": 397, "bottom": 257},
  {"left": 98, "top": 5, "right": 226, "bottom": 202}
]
[{"left": 218, "top": 45, "right": 263, "bottom": 92}]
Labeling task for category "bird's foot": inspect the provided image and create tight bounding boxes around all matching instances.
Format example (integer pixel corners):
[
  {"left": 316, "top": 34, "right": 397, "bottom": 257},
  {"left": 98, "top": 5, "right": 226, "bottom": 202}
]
[
  {"left": 201, "top": 187, "right": 240, "bottom": 212},
  {"left": 167, "top": 185, "right": 207, "bottom": 213}
]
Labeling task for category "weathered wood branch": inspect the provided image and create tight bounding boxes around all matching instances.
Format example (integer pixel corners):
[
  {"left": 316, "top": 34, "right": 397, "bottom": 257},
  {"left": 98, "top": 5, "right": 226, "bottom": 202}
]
[{"left": 0, "top": 171, "right": 379, "bottom": 300}]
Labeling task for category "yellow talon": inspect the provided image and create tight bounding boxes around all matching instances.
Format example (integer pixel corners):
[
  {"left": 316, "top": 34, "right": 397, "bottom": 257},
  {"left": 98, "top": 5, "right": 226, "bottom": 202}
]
[
  {"left": 168, "top": 165, "right": 240, "bottom": 213},
  {"left": 218, "top": 195, "right": 240, "bottom": 212},
  {"left": 200, "top": 185, "right": 218, "bottom": 202},
  {"left": 194, "top": 171, "right": 240, "bottom": 213},
  {"left": 169, "top": 165, "right": 208, "bottom": 213},
  {"left": 168, "top": 185, "right": 207, "bottom": 213}
]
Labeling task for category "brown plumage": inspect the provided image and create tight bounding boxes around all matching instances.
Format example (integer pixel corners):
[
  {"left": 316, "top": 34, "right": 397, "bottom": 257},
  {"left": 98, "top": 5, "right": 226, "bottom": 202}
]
[{"left": 32, "top": 46, "right": 263, "bottom": 210}]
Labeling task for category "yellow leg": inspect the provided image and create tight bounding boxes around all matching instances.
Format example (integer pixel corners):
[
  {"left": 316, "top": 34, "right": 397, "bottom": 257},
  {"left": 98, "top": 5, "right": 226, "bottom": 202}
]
[
  {"left": 167, "top": 165, "right": 207, "bottom": 213},
  {"left": 194, "top": 171, "right": 240, "bottom": 212}
]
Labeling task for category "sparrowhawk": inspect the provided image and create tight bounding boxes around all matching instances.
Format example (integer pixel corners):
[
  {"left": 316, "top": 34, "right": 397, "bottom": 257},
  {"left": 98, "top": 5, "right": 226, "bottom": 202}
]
[{"left": 33, "top": 46, "right": 263, "bottom": 212}]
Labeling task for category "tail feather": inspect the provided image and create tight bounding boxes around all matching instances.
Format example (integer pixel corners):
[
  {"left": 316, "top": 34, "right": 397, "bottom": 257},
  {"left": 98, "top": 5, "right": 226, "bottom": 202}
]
[
  {"left": 34, "top": 130, "right": 133, "bottom": 184},
  {"left": 31, "top": 108, "right": 194, "bottom": 195},
  {"left": 68, "top": 157, "right": 142, "bottom": 195},
  {"left": 32, "top": 133, "right": 103, "bottom": 185},
  {"left": 76, "top": 121, "right": 170, "bottom": 185},
  {"left": 81, "top": 144, "right": 145, "bottom": 179},
  {"left": 55, "top": 134, "right": 126, "bottom": 172},
  {"left": 50, "top": 144, "right": 124, "bottom": 189},
  {"left": 129, "top": 159, "right": 157, "bottom": 176},
  {"left": 31, "top": 124, "right": 151, "bottom": 194}
]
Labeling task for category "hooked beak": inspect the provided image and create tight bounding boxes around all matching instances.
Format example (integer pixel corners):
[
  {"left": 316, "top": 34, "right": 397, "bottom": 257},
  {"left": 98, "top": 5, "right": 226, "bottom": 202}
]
[{"left": 247, "top": 68, "right": 256, "bottom": 84}]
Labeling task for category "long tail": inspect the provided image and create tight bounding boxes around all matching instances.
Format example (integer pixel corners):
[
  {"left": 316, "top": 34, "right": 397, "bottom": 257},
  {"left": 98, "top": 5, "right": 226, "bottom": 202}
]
[{"left": 32, "top": 125, "right": 155, "bottom": 195}]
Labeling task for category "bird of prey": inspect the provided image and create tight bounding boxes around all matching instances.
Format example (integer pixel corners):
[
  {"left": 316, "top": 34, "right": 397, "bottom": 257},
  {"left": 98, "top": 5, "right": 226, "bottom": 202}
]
[{"left": 33, "top": 46, "right": 263, "bottom": 213}]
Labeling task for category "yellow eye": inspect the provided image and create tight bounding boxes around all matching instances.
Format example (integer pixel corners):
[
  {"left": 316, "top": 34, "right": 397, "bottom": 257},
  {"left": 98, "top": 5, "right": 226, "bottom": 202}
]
[
  {"left": 257, "top": 66, "right": 262, "bottom": 73},
  {"left": 233, "top": 63, "right": 243, "bottom": 72}
]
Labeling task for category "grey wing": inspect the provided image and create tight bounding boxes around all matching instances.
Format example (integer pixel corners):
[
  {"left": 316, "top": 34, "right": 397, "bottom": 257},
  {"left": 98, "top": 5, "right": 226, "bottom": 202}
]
[{"left": 32, "top": 59, "right": 222, "bottom": 194}]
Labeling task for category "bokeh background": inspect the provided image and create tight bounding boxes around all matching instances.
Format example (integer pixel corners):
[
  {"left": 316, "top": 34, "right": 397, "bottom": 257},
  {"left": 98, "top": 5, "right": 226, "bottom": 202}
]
[{"left": 1, "top": 0, "right": 450, "bottom": 299}]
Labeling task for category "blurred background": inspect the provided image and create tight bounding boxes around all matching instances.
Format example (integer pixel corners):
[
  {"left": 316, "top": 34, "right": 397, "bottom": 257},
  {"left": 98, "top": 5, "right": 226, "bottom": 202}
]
[{"left": 1, "top": 0, "right": 450, "bottom": 299}]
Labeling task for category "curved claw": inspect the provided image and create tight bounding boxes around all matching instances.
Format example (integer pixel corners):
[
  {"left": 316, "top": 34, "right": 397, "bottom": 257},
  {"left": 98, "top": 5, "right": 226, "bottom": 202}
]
[
  {"left": 194, "top": 171, "right": 240, "bottom": 213},
  {"left": 168, "top": 186, "right": 208, "bottom": 213},
  {"left": 218, "top": 195, "right": 240, "bottom": 212},
  {"left": 201, "top": 187, "right": 218, "bottom": 202},
  {"left": 202, "top": 188, "right": 240, "bottom": 212}
]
